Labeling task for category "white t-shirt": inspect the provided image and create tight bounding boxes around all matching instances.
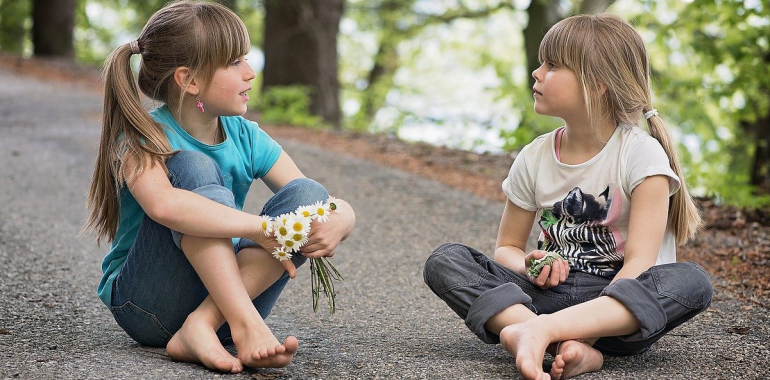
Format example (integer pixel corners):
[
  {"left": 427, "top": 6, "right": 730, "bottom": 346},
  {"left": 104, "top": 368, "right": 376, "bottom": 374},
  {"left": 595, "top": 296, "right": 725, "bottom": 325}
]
[{"left": 502, "top": 124, "right": 680, "bottom": 278}]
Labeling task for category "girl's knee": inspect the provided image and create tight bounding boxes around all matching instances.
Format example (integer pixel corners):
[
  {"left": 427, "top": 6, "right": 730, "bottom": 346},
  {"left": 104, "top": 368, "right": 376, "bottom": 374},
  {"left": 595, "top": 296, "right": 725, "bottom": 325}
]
[
  {"left": 284, "top": 177, "right": 329, "bottom": 203},
  {"left": 681, "top": 262, "right": 713, "bottom": 310},
  {"left": 166, "top": 150, "right": 224, "bottom": 190},
  {"left": 649, "top": 262, "right": 713, "bottom": 311},
  {"left": 423, "top": 243, "right": 474, "bottom": 289},
  {"left": 425, "top": 243, "right": 467, "bottom": 270},
  {"left": 261, "top": 178, "right": 329, "bottom": 216}
]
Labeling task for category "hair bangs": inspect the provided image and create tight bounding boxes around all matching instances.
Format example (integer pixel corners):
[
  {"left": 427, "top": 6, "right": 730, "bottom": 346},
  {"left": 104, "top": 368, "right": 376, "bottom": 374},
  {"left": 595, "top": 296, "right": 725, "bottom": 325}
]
[
  {"left": 193, "top": 3, "right": 250, "bottom": 74},
  {"left": 538, "top": 17, "right": 591, "bottom": 73}
]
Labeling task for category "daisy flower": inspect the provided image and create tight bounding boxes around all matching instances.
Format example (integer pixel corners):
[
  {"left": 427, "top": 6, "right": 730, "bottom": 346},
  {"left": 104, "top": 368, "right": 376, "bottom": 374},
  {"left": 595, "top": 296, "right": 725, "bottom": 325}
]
[
  {"left": 313, "top": 201, "right": 331, "bottom": 222},
  {"left": 282, "top": 238, "right": 300, "bottom": 252},
  {"left": 275, "top": 213, "right": 292, "bottom": 226},
  {"left": 259, "top": 216, "right": 273, "bottom": 236},
  {"left": 289, "top": 231, "right": 309, "bottom": 247},
  {"left": 272, "top": 247, "right": 292, "bottom": 261},
  {"left": 267, "top": 198, "right": 345, "bottom": 315},
  {"left": 326, "top": 196, "right": 340, "bottom": 211},
  {"left": 296, "top": 205, "right": 316, "bottom": 219},
  {"left": 273, "top": 217, "right": 290, "bottom": 240},
  {"left": 287, "top": 214, "right": 311, "bottom": 235}
]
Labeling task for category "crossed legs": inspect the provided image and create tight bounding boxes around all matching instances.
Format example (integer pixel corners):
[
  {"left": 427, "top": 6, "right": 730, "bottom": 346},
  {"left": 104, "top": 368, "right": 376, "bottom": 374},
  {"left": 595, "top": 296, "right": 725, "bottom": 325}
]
[
  {"left": 423, "top": 243, "right": 713, "bottom": 380},
  {"left": 166, "top": 235, "right": 297, "bottom": 372}
]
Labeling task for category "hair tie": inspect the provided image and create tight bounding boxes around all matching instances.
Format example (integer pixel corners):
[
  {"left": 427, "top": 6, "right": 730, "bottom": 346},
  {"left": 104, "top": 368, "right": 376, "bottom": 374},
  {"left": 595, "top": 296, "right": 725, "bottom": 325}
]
[
  {"left": 129, "top": 40, "right": 140, "bottom": 55},
  {"left": 643, "top": 108, "right": 658, "bottom": 120}
]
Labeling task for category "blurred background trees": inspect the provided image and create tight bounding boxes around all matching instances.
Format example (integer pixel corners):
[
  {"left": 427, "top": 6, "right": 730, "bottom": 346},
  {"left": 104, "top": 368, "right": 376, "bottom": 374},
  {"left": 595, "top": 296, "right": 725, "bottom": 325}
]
[{"left": 0, "top": 0, "right": 766, "bottom": 207}]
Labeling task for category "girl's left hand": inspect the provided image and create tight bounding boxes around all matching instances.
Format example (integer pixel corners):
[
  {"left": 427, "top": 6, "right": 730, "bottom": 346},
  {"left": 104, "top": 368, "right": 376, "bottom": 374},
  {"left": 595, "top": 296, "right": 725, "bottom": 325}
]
[
  {"left": 300, "top": 206, "right": 352, "bottom": 259},
  {"left": 527, "top": 251, "right": 569, "bottom": 289}
]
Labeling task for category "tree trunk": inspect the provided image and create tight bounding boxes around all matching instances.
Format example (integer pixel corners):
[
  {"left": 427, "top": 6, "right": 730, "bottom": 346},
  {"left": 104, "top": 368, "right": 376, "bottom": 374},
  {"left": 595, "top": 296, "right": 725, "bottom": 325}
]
[
  {"left": 32, "top": 0, "right": 75, "bottom": 59},
  {"left": 749, "top": 113, "right": 770, "bottom": 194},
  {"left": 351, "top": 26, "right": 403, "bottom": 131},
  {"left": 262, "top": 0, "right": 343, "bottom": 128},
  {"left": 0, "top": 0, "right": 29, "bottom": 54},
  {"left": 523, "top": 0, "right": 563, "bottom": 89}
]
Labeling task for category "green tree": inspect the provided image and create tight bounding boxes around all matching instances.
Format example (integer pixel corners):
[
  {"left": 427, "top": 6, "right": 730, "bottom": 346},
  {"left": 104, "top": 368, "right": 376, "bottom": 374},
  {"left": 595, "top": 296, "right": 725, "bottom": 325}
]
[
  {"left": 344, "top": 0, "right": 516, "bottom": 131},
  {"left": 262, "top": 0, "right": 344, "bottom": 128},
  {"left": 0, "top": 0, "right": 29, "bottom": 54},
  {"left": 639, "top": 0, "right": 770, "bottom": 205}
]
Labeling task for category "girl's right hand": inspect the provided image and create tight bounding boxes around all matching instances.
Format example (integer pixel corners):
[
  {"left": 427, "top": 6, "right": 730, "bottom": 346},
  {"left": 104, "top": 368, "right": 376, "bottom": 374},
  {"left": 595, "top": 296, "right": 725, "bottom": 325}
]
[
  {"left": 525, "top": 250, "right": 569, "bottom": 289},
  {"left": 251, "top": 221, "right": 299, "bottom": 279}
]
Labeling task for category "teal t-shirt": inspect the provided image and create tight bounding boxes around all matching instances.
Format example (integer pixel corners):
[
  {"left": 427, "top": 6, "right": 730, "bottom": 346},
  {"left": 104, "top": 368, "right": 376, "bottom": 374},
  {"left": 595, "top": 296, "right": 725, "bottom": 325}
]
[{"left": 97, "top": 105, "right": 282, "bottom": 307}]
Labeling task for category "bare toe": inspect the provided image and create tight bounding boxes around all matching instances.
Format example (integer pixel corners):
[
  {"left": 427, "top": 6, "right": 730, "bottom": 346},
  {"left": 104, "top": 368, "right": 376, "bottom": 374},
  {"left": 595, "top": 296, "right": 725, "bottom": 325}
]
[
  {"left": 240, "top": 336, "right": 299, "bottom": 368},
  {"left": 549, "top": 340, "right": 603, "bottom": 379}
]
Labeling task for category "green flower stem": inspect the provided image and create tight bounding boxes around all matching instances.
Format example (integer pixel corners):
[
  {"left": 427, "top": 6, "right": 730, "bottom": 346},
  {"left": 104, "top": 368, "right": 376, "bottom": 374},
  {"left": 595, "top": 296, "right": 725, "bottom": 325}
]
[{"left": 310, "top": 257, "right": 344, "bottom": 315}]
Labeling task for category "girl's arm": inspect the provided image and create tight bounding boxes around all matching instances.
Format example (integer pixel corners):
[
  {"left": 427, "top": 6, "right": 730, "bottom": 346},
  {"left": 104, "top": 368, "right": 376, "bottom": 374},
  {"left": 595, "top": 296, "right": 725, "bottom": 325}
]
[
  {"left": 494, "top": 200, "right": 535, "bottom": 274},
  {"left": 612, "top": 175, "right": 671, "bottom": 282},
  {"left": 126, "top": 155, "right": 271, "bottom": 247},
  {"left": 261, "top": 151, "right": 356, "bottom": 260},
  {"left": 494, "top": 200, "right": 570, "bottom": 288}
]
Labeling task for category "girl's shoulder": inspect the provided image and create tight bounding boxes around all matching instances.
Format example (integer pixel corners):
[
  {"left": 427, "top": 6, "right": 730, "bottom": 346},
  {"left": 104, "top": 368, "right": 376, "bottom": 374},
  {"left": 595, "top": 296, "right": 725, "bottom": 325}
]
[
  {"left": 220, "top": 114, "right": 257, "bottom": 131},
  {"left": 618, "top": 124, "right": 666, "bottom": 156},
  {"left": 220, "top": 114, "right": 273, "bottom": 140},
  {"left": 517, "top": 128, "right": 560, "bottom": 159}
]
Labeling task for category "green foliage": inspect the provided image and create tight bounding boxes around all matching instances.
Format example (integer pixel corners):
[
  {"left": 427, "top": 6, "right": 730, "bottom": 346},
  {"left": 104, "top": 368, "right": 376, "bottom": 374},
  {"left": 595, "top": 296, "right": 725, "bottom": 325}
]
[
  {"left": 0, "top": 0, "right": 30, "bottom": 54},
  {"left": 259, "top": 85, "right": 325, "bottom": 127},
  {"left": 635, "top": 0, "right": 770, "bottom": 208},
  {"left": 498, "top": 86, "right": 562, "bottom": 152}
]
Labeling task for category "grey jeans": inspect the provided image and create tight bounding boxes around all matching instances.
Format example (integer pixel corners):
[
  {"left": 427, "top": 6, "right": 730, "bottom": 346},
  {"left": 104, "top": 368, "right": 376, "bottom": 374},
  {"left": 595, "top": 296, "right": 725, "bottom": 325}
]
[{"left": 423, "top": 243, "right": 713, "bottom": 356}]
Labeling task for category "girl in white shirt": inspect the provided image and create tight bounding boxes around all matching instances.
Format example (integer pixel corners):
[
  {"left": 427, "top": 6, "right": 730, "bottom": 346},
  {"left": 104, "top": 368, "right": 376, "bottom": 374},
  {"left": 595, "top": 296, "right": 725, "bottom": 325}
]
[{"left": 424, "top": 13, "right": 711, "bottom": 380}]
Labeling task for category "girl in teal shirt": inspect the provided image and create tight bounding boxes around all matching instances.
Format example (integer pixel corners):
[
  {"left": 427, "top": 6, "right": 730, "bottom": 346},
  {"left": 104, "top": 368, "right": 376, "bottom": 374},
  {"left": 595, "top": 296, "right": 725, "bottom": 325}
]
[{"left": 85, "top": 1, "right": 355, "bottom": 373}]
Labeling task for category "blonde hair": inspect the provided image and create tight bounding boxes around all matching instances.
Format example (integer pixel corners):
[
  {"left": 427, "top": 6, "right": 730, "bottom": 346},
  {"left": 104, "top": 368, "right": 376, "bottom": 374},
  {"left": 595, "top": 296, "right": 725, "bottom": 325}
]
[
  {"left": 538, "top": 13, "right": 701, "bottom": 245},
  {"left": 85, "top": 1, "right": 250, "bottom": 244}
]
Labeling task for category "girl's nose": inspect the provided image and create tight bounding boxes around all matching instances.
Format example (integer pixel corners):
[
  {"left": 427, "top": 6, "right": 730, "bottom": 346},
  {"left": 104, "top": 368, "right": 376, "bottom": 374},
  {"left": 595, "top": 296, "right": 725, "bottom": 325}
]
[
  {"left": 245, "top": 64, "right": 256, "bottom": 81},
  {"left": 532, "top": 64, "right": 544, "bottom": 82}
]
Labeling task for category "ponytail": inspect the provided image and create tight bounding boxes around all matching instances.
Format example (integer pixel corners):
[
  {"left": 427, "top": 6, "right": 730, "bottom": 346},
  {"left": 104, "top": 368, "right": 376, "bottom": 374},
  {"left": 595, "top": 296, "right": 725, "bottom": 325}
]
[
  {"left": 85, "top": 1, "right": 255, "bottom": 243},
  {"left": 644, "top": 109, "right": 703, "bottom": 245},
  {"left": 84, "top": 42, "right": 172, "bottom": 244}
]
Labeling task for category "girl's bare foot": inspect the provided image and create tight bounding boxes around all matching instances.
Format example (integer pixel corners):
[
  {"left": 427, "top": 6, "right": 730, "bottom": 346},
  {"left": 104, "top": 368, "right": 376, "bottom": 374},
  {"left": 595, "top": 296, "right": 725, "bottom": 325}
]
[
  {"left": 549, "top": 340, "right": 604, "bottom": 379},
  {"left": 233, "top": 325, "right": 298, "bottom": 368},
  {"left": 166, "top": 316, "right": 243, "bottom": 373},
  {"left": 500, "top": 323, "right": 552, "bottom": 380}
]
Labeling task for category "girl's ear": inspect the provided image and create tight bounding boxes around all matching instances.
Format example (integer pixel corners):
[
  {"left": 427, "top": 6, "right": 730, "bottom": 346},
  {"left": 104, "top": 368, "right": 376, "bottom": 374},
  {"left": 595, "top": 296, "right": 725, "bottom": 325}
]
[
  {"left": 597, "top": 82, "right": 607, "bottom": 96},
  {"left": 173, "top": 67, "right": 200, "bottom": 96}
]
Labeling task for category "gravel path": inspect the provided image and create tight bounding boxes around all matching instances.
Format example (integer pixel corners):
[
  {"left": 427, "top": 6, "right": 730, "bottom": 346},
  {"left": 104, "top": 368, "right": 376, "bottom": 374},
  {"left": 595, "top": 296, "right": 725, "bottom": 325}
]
[{"left": 0, "top": 70, "right": 766, "bottom": 379}]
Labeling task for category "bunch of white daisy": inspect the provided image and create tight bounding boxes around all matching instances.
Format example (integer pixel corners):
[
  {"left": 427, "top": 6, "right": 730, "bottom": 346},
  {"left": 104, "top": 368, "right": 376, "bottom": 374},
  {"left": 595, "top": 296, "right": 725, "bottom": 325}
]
[{"left": 260, "top": 197, "right": 343, "bottom": 314}]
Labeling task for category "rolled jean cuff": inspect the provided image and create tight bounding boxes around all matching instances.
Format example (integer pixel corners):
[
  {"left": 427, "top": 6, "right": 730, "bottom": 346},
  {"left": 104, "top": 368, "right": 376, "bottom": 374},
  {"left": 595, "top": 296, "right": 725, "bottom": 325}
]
[
  {"left": 466, "top": 282, "right": 533, "bottom": 344},
  {"left": 601, "top": 278, "right": 666, "bottom": 341},
  {"left": 171, "top": 184, "right": 237, "bottom": 249}
]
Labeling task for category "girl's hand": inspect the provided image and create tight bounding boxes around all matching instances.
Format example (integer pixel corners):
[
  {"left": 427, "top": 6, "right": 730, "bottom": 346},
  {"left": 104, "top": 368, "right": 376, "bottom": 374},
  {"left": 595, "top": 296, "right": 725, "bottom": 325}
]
[
  {"left": 250, "top": 219, "right": 300, "bottom": 279},
  {"left": 301, "top": 200, "right": 355, "bottom": 259},
  {"left": 300, "top": 216, "right": 345, "bottom": 259},
  {"left": 525, "top": 250, "right": 569, "bottom": 289}
]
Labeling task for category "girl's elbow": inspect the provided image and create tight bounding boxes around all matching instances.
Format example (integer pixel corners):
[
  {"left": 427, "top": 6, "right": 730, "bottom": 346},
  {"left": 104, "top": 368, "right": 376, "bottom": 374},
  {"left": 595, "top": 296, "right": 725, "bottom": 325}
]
[{"left": 143, "top": 201, "right": 175, "bottom": 225}]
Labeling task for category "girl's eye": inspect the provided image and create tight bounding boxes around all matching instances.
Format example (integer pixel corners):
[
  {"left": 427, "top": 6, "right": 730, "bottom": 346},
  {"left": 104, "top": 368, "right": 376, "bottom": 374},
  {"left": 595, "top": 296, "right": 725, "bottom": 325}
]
[{"left": 231, "top": 57, "right": 248, "bottom": 66}]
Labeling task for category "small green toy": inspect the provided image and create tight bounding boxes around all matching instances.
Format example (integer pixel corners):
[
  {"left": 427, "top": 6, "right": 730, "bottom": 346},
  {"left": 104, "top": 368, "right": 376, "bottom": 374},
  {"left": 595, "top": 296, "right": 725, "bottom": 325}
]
[{"left": 527, "top": 251, "right": 566, "bottom": 277}]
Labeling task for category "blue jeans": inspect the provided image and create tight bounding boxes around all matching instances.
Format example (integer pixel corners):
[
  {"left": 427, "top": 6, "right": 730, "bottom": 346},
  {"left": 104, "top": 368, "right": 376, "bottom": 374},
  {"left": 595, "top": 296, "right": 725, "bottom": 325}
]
[
  {"left": 423, "top": 243, "right": 713, "bottom": 356},
  {"left": 110, "top": 151, "right": 328, "bottom": 347}
]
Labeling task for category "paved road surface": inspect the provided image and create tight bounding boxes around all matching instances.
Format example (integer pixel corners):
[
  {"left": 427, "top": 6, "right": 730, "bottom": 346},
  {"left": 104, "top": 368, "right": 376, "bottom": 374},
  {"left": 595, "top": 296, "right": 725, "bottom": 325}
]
[{"left": 0, "top": 70, "right": 766, "bottom": 379}]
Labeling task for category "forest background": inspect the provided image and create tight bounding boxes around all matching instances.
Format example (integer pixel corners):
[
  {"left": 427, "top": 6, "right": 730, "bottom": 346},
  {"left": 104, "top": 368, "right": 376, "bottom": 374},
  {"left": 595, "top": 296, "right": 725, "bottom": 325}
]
[{"left": 0, "top": 0, "right": 768, "bottom": 209}]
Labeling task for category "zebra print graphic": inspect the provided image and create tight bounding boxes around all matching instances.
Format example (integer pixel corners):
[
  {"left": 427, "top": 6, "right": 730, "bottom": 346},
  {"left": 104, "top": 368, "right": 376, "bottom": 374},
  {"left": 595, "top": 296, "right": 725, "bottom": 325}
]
[{"left": 537, "top": 187, "right": 623, "bottom": 278}]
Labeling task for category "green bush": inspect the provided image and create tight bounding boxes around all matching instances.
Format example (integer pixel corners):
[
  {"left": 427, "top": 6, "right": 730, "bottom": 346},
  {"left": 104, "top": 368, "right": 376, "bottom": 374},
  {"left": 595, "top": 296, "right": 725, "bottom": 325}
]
[{"left": 259, "top": 85, "right": 324, "bottom": 128}]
